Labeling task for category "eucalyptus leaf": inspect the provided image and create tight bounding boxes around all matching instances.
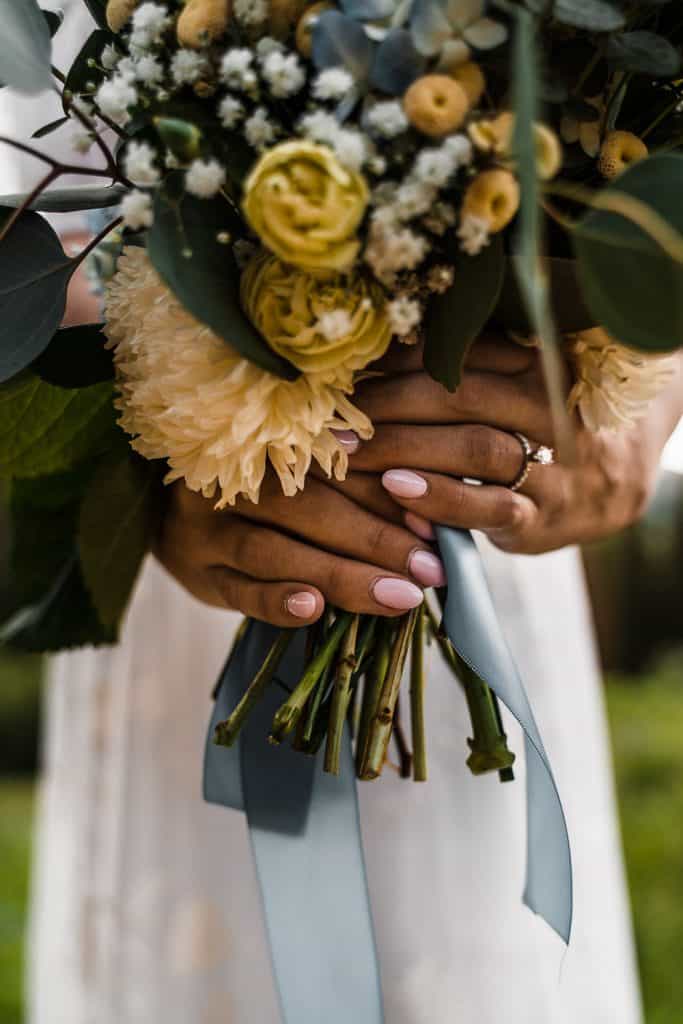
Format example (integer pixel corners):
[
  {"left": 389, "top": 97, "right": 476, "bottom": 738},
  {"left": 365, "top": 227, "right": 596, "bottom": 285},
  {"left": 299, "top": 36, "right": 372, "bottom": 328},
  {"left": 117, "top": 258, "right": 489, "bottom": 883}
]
[
  {"left": 371, "top": 29, "right": 427, "bottom": 95},
  {"left": 606, "top": 31, "right": 681, "bottom": 77},
  {"left": 148, "top": 184, "right": 298, "bottom": 380},
  {"left": 32, "top": 115, "right": 70, "bottom": 139},
  {"left": 424, "top": 235, "right": 505, "bottom": 392},
  {"left": 0, "top": 185, "right": 125, "bottom": 213},
  {"left": 553, "top": 0, "right": 625, "bottom": 31},
  {"left": 0, "top": 372, "right": 117, "bottom": 478},
  {"left": 0, "top": 0, "right": 53, "bottom": 94},
  {"left": 493, "top": 257, "right": 594, "bottom": 333},
  {"left": 573, "top": 154, "right": 683, "bottom": 351},
  {"left": 312, "top": 10, "right": 374, "bottom": 80},
  {"left": 64, "top": 28, "right": 112, "bottom": 109},
  {"left": 79, "top": 452, "right": 158, "bottom": 627},
  {"left": 34, "top": 324, "right": 114, "bottom": 388},
  {"left": 0, "top": 208, "right": 79, "bottom": 382},
  {"left": 42, "top": 8, "right": 63, "bottom": 35},
  {"left": 341, "top": 0, "right": 396, "bottom": 18}
]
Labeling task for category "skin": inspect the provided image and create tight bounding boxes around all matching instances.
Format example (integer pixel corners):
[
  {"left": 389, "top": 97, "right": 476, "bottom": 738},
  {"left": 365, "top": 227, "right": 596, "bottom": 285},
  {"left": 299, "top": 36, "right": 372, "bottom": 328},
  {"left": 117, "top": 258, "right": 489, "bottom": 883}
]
[{"left": 156, "top": 336, "right": 683, "bottom": 625}]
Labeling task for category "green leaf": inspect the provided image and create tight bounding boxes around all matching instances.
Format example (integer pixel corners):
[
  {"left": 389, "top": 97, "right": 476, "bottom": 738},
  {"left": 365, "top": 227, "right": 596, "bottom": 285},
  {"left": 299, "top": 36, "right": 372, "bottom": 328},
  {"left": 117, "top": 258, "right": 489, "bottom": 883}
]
[
  {"left": 0, "top": 464, "right": 117, "bottom": 652},
  {"left": 573, "top": 154, "right": 683, "bottom": 352},
  {"left": 42, "top": 8, "right": 63, "bottom": 36},
  {"left": 553, "top": 0, "right": 625, "bottom": 31},
  {"left": 0, "top": 184, "right": 126, "bottom": 213},
  {"left": 63, "top": 28, "right": 112, "bottom": 109},
  {"left": 424, "top": 235, "right": 505, "bottom": 392},
  {"left": 0, "top": 208, "right": 78, "bottom": 382},
  {"left": 34, "top": 324, "right": 114, "bottom": 388},
  {"left": 606, "top": 32, "right": 682, "bottom": 77},
  {"left": 148, "top": 184, "right": 299, "bottom": 380},
  {"left": 32, "top": 115, "right": 70, "bottom": 139},
  {"left": 153, "top": 117, "right": 202, "bottom": 161},
  {"left": 0, "top": 372, "right": 118, "bottom": 478},
  {"left": 79, "top": 452, "right": 159, "bottom": 627},
  {"left": 0, "top": 0, "right": 53, "bottom": 94}
]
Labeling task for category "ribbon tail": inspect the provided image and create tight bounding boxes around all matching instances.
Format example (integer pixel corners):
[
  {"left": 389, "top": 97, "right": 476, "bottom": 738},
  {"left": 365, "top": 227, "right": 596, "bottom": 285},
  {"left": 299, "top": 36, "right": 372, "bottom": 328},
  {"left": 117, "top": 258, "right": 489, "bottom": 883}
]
[
  {"left": 436, "top": 526, "right": 573, "bottom": 943},
  {"left": 204, "top": 621, "right": 384, "bottom": 1023}
]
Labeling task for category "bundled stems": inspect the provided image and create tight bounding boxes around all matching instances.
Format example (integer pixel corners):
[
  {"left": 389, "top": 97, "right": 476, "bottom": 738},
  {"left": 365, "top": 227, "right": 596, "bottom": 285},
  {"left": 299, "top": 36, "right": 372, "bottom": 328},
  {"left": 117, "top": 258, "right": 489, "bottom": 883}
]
[
  {"left": 270, "top": 612, "right": 352, "bottom": 744},
  {"left": 356, "top": 622, "right": 392, "bottom": 776},
  {"left": 360, "top": 609, "right": 419, "bottom": 780},
  {"left": 214, "top": 630, "right": 293, "bottom": 747},
  {"left": 324, "top": 615, "right": 360, "bottom": 775},
  {"left": 410, "top": 605, "right": 428, "bottom": 782}
]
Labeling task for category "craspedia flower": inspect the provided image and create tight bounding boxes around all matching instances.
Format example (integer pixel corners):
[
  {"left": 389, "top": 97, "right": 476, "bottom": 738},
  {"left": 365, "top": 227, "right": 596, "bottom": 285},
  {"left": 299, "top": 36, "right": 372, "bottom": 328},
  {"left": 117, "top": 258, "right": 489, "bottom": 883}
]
[
  {"left": 242, "top": 140, "right": 369, "bottom": 274},
  {"left": 105, "top": 248, "right": 378, "bottom": 506},
  {"left": 240, "top": 251, "right": 392, "bottom": 374},
  {"left": 461, "top": 168, "right": 520, "bottom": 233},
  {"left": 597, "top": 131, "right": 648, "bottom": 180},
  {"left": 566, "top": 327, "right": 678, "bottom": 431},
  {"left": 176, "top": 0, "right": 231, "bottom": 48},
  {"left": 403, "top": 75, "right": 468, "bottom": 137}
]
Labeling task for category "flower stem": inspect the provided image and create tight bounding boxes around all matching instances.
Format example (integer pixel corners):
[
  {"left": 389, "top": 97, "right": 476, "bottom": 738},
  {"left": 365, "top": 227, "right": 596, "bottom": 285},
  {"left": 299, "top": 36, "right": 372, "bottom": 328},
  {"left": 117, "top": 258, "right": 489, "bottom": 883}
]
[
  {"left": 270, "top": 612, "right": 352, "bottom": 744},
  {"left": 360, "top": 609, "right": 419, "bottom": 780},
  {"left": 392, "top": 695, "right": 413, "bottom": 779},
  {"left": 324, "top": 615, "right": 360, "bottom": 775},
  {"left": 355, "top": 621, "right": 392, "bottom": 776},
  {"left": 213, "top": 630, "right": 293, "bottom": 747},
  {"left": 410, "top": 604, "right": 428, "bottom": 782}
]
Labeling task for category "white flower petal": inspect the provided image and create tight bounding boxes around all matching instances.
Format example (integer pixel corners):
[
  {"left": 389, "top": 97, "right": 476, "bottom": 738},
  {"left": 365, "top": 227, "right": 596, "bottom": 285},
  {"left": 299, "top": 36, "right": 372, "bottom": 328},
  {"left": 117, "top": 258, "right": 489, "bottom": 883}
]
[{"left": 462, "top": 16, "right": 507, "bottom": 50}]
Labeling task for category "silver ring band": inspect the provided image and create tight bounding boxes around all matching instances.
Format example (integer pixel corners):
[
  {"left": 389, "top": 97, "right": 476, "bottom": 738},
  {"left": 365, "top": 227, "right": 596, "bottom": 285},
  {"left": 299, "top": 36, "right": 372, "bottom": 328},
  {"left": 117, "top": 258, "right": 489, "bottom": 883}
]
[{"left": 509, "top": 432, "right": 555, "bottom": 492}]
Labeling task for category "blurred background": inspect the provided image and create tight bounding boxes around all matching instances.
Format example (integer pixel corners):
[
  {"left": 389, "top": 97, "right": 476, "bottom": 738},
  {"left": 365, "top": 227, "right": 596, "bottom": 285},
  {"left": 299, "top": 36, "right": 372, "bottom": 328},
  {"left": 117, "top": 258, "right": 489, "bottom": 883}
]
[{"left": 0, "top": 435, "right": 682, "bottom": 1024}]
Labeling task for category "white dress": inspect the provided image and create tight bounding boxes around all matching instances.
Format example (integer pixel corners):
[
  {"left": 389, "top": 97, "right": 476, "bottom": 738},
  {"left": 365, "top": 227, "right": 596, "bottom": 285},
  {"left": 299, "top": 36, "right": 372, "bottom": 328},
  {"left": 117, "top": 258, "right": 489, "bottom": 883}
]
[{"left": 1, "top": 8, "right": 642, "bottom": 1022}]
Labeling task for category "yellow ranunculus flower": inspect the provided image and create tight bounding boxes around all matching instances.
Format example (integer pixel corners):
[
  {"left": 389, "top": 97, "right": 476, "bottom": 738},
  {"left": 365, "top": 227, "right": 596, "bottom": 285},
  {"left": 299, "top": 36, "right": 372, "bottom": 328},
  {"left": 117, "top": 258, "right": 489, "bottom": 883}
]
[
  {"left": 242, "top": 140, "right": 369, "bottom": 274},
  {"left": 240, "top": 251, "right": 392, "bottom": 375}
]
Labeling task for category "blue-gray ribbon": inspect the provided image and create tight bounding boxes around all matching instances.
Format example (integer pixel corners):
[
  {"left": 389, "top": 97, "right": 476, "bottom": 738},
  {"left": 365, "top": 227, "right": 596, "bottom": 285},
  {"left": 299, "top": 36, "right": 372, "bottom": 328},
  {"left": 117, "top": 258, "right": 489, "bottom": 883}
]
[{"left": 204, "top": 528, "right": 573, "bottom": 1024}]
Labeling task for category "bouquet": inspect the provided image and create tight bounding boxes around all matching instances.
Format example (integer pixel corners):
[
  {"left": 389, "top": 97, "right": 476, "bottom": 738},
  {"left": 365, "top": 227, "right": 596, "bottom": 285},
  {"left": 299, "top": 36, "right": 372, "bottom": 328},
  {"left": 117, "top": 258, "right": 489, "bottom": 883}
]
[{"left": 1, "top": 0, "right": 682, "bottom": 789}]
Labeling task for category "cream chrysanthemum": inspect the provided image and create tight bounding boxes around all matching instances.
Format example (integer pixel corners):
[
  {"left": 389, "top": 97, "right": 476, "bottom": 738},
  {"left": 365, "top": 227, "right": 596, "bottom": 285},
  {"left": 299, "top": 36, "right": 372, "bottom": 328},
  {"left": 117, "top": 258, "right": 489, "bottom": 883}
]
[
  {"left": 566, "top": 327, "right": 678, "bottom": 432},
  {"left": 104, "top": 248, "right": 375, "bottom": 506}
]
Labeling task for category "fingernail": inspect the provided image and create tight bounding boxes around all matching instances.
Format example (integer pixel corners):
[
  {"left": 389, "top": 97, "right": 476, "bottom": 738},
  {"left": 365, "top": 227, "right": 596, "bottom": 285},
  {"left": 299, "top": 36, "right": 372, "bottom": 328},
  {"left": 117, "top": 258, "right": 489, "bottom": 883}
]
[
  {"left": 332, "top": 429, "right": 361, "bottom": 454},
  {"left": 286, "top": 592, "right": 318, "bottom": 619},
  {"left": 372, "top": 578, "right": 424, "bottom": 611},
  {"left": 409, "top": 549, "right": 446, "bottom": 588},
  {"left": 404, "top": 511, "right": 435, "bottom": 541},
  {"left": 382, "top": 469, "right": 428, "bottom": 499}
]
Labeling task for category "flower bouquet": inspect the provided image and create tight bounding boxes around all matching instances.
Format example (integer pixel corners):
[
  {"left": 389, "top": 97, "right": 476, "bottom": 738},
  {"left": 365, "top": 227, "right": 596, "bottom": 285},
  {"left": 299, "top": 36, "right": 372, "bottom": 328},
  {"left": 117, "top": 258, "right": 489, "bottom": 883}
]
[{"left": 0, "top": 0, "right": 682, "bottom": 792}]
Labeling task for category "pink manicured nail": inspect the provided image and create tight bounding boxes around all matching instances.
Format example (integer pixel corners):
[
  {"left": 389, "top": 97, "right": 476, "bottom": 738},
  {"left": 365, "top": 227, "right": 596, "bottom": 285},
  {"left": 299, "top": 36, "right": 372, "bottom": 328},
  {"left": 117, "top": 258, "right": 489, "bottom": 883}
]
[
  {"left": 382, "top": 469, "right": 428, "bottom": 499},
  {"left": 409, "top": 549, "right": 446, "bottom": 588},
  {"left": 372, "top": 578, "right": 424, "bottom": 611},
  {"left": 404, "top": 511, "right": 436, "bottom": 541},
  {"left": 286, "top": 592, "right": 318, "bottom": 619},
  {"left": 332, "top": 429, "right": 361, "bottom": 454}
]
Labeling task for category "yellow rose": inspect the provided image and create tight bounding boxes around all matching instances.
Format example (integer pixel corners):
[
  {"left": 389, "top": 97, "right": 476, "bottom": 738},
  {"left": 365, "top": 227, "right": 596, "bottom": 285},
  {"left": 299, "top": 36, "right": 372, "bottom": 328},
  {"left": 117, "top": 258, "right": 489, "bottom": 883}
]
[
  {"left": 242, "top": 140, "right": 369, "bottom": 274},
  {"left": 240, "top": 252, "right": 391, "bottom": 375}
]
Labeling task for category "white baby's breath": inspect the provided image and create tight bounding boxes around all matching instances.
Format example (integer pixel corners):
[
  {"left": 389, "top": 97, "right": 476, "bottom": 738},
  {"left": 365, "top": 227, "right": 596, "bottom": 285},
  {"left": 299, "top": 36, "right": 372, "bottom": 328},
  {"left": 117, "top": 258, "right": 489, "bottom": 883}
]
[
  {"left": 101, "top": 44, "right": 119, "bottom": 71},
  {"left": 443, "top": 133, "right": 473, "bottom": 166},
  {"left": 121, "top": 189, "right": 154, "bottom": 230},
  {"left": 185, "top": 158, "right": 226, "bottom": 198},
  {"left": 316, "top": 310, "right": 354, "bottom": 342},
  {"left": 365, "top": 100, "right": 409, "bottom": 138},
  {"left": 233, "top": 0, "right": 268, "bottom": 27},
  {"left": 220, "top": 48, "right": 257, "bottom": 90},
  {"left": 387, "top": 295, "right": 422, "bottom": 338},
  {"left": 95, "top": 76, "right": 138, "bottom": 125},
  {"left": 123, "top": 140, "right": 160, "bottom": 185},
  {"left": 457, "top": 213, "right": 490, "bottom": 255},
  {"left": 130, "top": 2, "right": 171, "bottom": 47},
  {"left": 313, "top": 68, "right": 354, "bottom": 101},
  {"left": 413, "top": 147, "right": 457, "bottom": 188},
  {"left": 135, "top": 54, "right": 164, "bottom": 85},
  {"left": 218, "top": 95, "right": 245, "bottom": 129},
  {"left": 170, "top": 49, "right": 206, "bottom": 86},
  {"left": 262, "top": 50, "right": 306, "bottom": 98},
  {"left": 245, "top": 107, "right": 276, "bottom": 148}
]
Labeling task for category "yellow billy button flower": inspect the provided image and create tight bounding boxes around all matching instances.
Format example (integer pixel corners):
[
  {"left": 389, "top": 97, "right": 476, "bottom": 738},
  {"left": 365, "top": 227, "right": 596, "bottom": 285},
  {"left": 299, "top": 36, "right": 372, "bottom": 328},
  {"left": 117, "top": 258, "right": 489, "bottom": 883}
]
[
  {"left": 242, "top": 140, "right": 369, "bottom": 275},
  {"left": 403, "top": 75, "right": 469, "bottom": 137},
  {"left": 462, "top": 168, "right": 520, "bottom": 233},
  {"left": 177, "top": 0, "right": 232, "bottom": 47},
  {"left": 296, "top": 2, "right": 332, "bottom": 55},
  {"left": 449, "top": 61, "right": 486, "bottom": 108},
  {"left": 106, "top": 0, "right": 139, "bottom": 31},
  {"left": 469, "top": 112, "right": 562, "bottom": 180},
  {"left": 597, "top": 131, "right": 648, "bottom": 180},
  {"left": 240, "top": 252, "right": 392, "bottom": 376}
]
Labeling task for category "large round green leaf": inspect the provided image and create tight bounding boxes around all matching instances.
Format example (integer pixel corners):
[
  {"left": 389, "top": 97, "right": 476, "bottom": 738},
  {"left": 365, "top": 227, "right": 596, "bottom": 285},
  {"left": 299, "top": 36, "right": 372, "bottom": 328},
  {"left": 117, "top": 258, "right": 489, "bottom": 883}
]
[
  {"left": 34, "top": 324, "right": 114, "bottom": 388},
  {"left": 573, "top": 154, "right": 683, "bottom": 352},
  {"left": 607, "top": 31, "right": 682, "bottom": 77},
  {"left": 0, "top": 185, "right": 125, "bottom": 213},
  {"left": 553, "top": 0, "right": 625, "bottom": 31},
  {"left": 147, "top": 186, "right": 299, "bottom": 380},
  {"left": 424, "top": 235, "right": 505, "bottom": 392},
  {"left": 0, "top": 208, "right": 79, "bottom": 382},
  {"left": 0, "top": 0, "right": 53, "bottom": 94},
  {"left": 494, "top": 258, "right": 594, "bottom": 333}
]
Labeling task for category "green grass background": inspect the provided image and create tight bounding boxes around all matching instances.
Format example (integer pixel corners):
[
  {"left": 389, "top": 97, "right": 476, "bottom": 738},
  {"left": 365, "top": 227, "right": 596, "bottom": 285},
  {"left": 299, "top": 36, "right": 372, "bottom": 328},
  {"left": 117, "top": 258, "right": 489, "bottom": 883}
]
[{"left": 1, "top": 654, "right": 683, "bottom": 1023}]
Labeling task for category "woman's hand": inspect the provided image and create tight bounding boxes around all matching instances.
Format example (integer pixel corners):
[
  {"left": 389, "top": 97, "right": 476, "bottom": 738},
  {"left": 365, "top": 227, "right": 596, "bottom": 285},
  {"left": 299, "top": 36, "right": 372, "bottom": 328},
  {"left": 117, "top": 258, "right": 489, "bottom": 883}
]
[
  {"left": 155, "top": 472, "right": 446, "bottom": 627},
  {"left": 334, "top": 339, "right": 683, "bottom": 555}
]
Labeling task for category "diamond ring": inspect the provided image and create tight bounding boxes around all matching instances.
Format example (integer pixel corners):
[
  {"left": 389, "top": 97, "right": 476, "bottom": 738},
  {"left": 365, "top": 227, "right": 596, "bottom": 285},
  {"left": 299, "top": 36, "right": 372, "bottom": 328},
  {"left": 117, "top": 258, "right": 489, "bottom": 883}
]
[{"left": 509, "top": 432, "right": 555, "bottom": 492}]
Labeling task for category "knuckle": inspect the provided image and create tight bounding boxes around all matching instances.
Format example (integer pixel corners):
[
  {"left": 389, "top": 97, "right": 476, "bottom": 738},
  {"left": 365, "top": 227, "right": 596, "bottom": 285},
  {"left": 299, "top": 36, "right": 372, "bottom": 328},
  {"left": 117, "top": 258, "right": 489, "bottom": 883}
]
[{"left": 365, "top": 519, "right": 398, "bottom": 562}]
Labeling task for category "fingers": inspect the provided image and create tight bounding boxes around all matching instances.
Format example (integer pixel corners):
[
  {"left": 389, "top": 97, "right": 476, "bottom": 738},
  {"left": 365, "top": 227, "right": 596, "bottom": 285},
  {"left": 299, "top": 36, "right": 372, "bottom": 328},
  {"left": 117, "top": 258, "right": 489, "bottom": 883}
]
[
  {"left": 356, "top": 369, "right": 555, "bottom": 446},
  {"left": 234, "top": 475, "right": 445, "bottom": 588},
  {"left": 347, "top": 424, "right": 526, "bottom": 485},
  {"left": 207, "top": 568, "right": 326, "bottom": 626},
  {"left": 371, "top": 334, "right": 537, "bottom": 376},
  {"left": 380, "top": 469, "right": 539, "bottom": 533},
  {"left": 210, "top": 517, "right": 425, "bottom": 617}
]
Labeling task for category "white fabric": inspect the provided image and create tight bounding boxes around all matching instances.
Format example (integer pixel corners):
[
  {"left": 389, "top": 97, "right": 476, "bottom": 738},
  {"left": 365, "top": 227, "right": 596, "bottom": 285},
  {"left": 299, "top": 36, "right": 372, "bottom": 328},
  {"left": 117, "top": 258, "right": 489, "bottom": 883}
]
[{"left": 27, "top": 545, "right": 643, "bottom": 1024}]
